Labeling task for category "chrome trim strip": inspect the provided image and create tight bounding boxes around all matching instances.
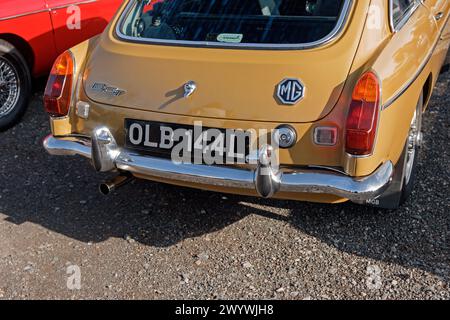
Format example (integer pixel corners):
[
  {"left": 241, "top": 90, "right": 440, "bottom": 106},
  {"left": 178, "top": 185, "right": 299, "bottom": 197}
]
[
  {"left": 389, "top": 0, "right": 421, "bottom": 33},
  {"left": 43, "top": 134, "right": 394, "bottom": 202},
  {"left": 0, "top": 9, "right": 49, "bottom": 21},
  {"left": 307, "top": 165, "right": 348, "bottom": 176},
  {"left": 114, "top": 0, "right": 354, "bottom": 50},
  {"left": 49, "top": 0, "right": 98, "bottom": 11},
  {"left": 383, "top": 10, "right": 450, "bottom": 109},
  {"left": 0, "top": 0, "right": 97, "bottom": 22}
]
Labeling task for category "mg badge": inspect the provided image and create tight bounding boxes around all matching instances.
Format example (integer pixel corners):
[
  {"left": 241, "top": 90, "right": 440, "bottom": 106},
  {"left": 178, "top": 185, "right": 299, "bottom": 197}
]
[{"left": 276, "top": 78, "right": 305, "bottom": 105}]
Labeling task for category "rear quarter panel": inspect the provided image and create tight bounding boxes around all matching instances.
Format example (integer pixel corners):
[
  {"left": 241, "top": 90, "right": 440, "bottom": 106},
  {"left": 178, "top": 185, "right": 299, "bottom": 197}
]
[{"left": 343, "top": 1, "right": 447, "bottom": 176}]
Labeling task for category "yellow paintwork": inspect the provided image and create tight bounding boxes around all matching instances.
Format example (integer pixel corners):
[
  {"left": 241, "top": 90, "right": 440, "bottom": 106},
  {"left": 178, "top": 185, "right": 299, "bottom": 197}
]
[{"left": 50, "top": 0, "right": 450, "bottom": 203}]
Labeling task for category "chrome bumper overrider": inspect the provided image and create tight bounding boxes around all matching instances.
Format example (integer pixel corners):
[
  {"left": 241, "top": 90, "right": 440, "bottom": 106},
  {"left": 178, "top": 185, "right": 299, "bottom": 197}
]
[{"left": 43, "top": 128, "right": 394, "bottom": 202}]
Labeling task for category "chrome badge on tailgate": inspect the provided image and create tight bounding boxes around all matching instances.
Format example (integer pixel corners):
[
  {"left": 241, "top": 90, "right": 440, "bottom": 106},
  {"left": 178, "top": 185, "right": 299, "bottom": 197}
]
[{"left": 91, "top": 83, "right": 126, "bottom": 97}]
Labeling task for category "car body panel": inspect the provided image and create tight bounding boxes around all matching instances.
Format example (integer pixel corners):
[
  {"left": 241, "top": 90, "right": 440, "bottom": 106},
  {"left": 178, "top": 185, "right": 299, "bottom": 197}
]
[
  {"left": 423, "top": 0, "right": 450, "bottom": 31},
  {"left": 0, "top": 0, "right": 48, "bottom": 20},
  {"left": 0, "top": 0, "right": 56, "bottom": 76},
  {"left": 47, "top": 0, "right": 450, "bottom": 203},
  {"left": 47, "top": 0, "right": 123, "bottom": 53},
  {"left": 82, "top": 0, "right": 367, "bottom": 123},
  {"left": 0, "top": 0, "right": 122, "bottom": 77},
  {"left": 346, "top": 0, "right": 450, "bottom": 176}
]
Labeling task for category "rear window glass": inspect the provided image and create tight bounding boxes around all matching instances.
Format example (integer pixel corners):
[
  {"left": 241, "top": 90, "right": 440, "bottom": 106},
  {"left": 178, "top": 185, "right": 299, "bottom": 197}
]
[{"left": 118, "top": 0, "right": 349, "bottom": 47}]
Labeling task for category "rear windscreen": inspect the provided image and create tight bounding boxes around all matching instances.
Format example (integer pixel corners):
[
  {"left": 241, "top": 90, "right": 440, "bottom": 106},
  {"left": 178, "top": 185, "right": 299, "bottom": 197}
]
[{"left": 119, "top": 0, "right": 348, "bottom": 47}]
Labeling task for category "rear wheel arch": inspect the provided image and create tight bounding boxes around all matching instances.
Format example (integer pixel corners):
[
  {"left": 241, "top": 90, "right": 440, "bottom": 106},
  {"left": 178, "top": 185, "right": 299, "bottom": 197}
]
[
  {"left": 369, "top": 90, "right": 424, "bottom": 210},
  {"left": 421, "top": 73, "right": 433, "bottom": 110},
  {"left": 0, "top": 34, "right": 34, "bottom": 73}
]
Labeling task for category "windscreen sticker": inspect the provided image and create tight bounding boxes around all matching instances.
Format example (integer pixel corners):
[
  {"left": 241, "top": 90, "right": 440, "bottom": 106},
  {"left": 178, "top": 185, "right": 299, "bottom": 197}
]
[{"left": 217, "top": 33, "right": 244, "bottom": 43}]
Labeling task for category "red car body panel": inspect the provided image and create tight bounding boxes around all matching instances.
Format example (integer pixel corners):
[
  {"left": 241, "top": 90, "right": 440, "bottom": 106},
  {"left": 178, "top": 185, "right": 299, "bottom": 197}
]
[{"left": 0, "top": 0, "right": 122, "bottom": 77}]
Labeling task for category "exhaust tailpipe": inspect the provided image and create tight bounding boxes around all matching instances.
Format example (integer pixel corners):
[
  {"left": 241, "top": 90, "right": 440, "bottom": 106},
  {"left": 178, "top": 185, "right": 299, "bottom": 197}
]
[{"left": 99, "top": 173, "right": 133, "bottom": 196}]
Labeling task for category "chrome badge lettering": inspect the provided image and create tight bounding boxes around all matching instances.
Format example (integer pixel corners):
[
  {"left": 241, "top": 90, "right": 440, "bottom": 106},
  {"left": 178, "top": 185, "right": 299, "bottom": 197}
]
[{"left": 92, "top": 83, "right": 126, "bottom": 97}]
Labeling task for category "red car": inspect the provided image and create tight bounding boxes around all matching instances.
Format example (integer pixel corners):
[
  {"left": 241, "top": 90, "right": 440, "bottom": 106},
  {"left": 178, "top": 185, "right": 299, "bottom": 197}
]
[{"left": 0, "top": 0, "right": 123, "bottom": 131}]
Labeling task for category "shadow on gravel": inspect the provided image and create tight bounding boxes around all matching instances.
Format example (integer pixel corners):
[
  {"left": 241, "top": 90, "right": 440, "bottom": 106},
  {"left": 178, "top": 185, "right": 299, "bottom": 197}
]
[{"left": 0, "top": 65, "right": 449, "bottom": 282}]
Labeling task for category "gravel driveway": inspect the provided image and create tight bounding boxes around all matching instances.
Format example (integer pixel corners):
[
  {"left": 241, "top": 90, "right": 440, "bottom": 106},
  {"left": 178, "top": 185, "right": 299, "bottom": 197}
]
[{"left": 0, "top": 67, "right": 448, "bottom": 300}]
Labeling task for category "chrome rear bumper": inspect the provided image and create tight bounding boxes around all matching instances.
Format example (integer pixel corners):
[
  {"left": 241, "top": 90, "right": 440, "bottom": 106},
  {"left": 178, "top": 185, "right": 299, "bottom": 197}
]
[{"left": 43, "top": 128, "right": 394, "bottom": 203}]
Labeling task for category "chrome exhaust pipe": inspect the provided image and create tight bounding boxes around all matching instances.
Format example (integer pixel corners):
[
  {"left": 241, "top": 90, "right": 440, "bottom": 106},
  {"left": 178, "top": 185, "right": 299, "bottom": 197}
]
[{"left": 99, "top": 173, "right": 133, "bottom": 196}]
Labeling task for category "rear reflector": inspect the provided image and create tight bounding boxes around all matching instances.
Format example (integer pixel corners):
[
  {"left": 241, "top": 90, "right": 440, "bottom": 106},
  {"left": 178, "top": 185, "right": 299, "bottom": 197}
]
[
  {"left": 44, "top": 51, "right": 74, "bottom": 117},
  {"left": 314, "top": 127, "right": 338, "bottom": 146},
  {"left": 345, "top": 72, "right": 380, "bottom": 156},
  {"left": 76, "top": 101, "right": 90, "bottom": 119}
]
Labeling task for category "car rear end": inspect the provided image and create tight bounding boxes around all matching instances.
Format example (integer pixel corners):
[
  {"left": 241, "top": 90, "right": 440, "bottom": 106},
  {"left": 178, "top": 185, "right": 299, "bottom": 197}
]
[{"left": 42, "top": 0, "right": 394, "bottom": 205}]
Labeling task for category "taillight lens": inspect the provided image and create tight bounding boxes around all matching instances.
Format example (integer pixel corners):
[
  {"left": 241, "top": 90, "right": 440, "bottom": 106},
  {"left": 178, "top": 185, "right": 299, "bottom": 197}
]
[
  {"left": 345, "top": 72, "right": 380, "bottom": 156},
  {"left": 44, "top": 51, "right": 74, "bottom": 117}
]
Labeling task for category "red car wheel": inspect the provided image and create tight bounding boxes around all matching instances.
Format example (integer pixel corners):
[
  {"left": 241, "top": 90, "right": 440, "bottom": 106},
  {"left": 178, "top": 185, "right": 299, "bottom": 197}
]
[{"left": 0, "top": 39, "right": 31, "bottom": 131}]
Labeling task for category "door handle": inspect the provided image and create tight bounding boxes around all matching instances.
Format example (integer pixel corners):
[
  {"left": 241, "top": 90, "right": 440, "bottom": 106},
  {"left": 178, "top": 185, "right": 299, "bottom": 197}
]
[{"left": 435, "top": 12, "right": 444, "bottom": 21}]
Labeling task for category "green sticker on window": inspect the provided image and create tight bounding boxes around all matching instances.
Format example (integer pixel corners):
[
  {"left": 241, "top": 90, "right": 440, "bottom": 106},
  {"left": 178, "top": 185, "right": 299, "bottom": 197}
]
[{"left": 217, "top": 33, "right": 244, "bottom": 43}]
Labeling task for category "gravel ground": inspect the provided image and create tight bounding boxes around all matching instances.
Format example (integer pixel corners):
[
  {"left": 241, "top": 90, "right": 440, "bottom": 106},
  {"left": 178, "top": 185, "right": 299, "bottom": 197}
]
[{"left": 0, "top": 68, "right": 449, "bottom": 300}]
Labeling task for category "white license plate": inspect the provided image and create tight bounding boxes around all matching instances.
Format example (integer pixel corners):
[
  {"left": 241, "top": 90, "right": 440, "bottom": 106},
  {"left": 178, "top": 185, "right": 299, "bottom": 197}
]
[{"left": 125, "top": 119, "right": 250, "bottom": 163}]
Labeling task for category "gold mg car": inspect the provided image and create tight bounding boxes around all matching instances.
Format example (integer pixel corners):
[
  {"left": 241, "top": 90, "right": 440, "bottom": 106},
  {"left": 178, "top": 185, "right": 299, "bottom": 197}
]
[{"left": 43, "top": 0, "right": 450, "bottom": 209}]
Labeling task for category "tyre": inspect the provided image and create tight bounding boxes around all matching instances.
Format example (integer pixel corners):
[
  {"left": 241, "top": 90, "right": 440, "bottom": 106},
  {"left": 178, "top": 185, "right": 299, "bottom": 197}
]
[
  {"left": 375, "top": 92, "right": 423, "bottom": 209},
  {"left": 0, "top": 40, "right": 31, "bottom": 131},
  {"left": 398, "top": 92, "right": 423, "bottom": 205}
]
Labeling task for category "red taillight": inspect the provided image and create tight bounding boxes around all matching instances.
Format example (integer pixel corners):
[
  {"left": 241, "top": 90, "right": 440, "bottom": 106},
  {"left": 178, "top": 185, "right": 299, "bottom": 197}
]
[
  {"left": 345, "top": 72, "right": 380, "bottom": 156},
  {"left": 44, "top": 51, "right": 74, "bottom": 117}
]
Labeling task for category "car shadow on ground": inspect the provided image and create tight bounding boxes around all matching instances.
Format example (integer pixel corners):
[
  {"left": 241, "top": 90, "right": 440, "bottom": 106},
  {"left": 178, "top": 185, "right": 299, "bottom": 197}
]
[{"left": 0, "top": 69, "right": 448, "bottom": 283}]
